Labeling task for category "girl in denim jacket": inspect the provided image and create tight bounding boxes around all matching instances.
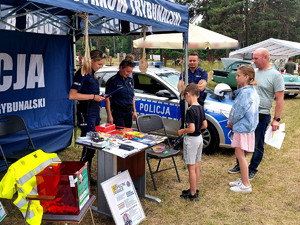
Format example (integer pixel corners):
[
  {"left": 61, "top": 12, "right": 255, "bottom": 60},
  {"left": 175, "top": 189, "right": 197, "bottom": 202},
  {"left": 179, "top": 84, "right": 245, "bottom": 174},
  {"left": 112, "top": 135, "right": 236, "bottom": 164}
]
[{"left": 227, "top": 65, "right": 259, "bottom": 193}]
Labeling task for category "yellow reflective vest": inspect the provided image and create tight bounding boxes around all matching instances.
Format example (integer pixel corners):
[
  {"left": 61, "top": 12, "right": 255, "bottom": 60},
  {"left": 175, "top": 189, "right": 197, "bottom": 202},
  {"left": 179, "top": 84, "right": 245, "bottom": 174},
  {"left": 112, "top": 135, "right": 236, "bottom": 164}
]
[{"left": 0, "top": 149, "right": 60, "bottom": 225}]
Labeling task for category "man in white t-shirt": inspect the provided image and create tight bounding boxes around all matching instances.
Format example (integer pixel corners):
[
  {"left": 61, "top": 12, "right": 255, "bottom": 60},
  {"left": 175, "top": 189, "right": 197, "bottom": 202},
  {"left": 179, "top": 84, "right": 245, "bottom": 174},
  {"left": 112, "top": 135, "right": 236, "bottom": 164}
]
[{"left": 228, "top": 48, "right": 284, "bottom": 179}]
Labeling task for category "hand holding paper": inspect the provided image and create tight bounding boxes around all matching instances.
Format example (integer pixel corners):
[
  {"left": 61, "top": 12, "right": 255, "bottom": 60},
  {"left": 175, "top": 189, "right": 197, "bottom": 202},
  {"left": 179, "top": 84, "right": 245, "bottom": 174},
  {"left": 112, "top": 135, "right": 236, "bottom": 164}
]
[{"left": 264, "top": 123, "right": 285, "bottom": 149}]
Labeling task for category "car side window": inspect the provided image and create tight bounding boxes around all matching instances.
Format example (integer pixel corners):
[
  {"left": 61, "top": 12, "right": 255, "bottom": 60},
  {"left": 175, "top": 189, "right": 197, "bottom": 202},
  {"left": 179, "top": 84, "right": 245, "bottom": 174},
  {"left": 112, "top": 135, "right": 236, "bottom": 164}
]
[
  {"left": 98, "top": 72, "right": 116, "bottom": 87},
  {"left": 133, "top": 73, "right": 164, "bottom": 95},
  {"left": 231, "top": 63, "right": 241, "bottom": 71}
]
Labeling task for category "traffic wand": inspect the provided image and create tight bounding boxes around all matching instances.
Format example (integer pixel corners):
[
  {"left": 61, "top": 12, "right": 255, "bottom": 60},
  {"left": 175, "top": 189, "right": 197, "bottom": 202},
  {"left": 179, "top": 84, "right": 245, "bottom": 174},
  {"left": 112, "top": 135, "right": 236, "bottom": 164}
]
[{"left": 172, "top": 134, "right": 185, "bottom": 148}]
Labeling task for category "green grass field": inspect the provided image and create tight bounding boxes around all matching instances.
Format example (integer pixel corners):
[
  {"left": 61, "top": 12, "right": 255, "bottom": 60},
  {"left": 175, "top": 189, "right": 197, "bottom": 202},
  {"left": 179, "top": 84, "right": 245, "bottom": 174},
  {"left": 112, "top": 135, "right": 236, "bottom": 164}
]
[{"left": 1, "top": 61, "right": 299, "bottom": 224}]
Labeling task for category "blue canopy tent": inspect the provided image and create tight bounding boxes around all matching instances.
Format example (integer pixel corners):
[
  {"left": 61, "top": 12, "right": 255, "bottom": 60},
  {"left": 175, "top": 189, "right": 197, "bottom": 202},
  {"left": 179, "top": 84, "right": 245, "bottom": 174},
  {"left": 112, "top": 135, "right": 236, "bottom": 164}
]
[{"left": 0, "top": 0, "right": 189, "bottom": 170}]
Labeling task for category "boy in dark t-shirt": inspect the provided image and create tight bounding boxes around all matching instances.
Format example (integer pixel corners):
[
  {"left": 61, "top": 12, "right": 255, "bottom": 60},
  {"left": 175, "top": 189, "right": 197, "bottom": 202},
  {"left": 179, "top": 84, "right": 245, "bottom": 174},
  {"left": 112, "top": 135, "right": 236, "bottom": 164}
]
[{"left": 178, "top": 83, "right": 207, "bottom": 201}]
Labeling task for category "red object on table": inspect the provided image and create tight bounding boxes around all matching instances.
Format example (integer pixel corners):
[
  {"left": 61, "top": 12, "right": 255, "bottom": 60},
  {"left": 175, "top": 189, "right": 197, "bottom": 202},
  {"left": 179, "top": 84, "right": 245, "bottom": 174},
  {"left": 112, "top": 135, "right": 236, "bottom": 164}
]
[
  {"left": 95, "top": 123, "right": 115, "bottom": 132},
  {"left": 36, "top": 161, "right": 90, "bottom": 215}
]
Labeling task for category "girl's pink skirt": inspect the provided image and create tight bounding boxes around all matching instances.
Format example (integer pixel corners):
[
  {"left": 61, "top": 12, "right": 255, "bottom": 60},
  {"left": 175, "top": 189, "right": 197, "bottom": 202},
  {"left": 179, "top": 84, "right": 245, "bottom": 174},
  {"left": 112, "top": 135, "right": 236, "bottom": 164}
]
[{"left": 231, "top": 132, "right": 255, "bottom": 152}]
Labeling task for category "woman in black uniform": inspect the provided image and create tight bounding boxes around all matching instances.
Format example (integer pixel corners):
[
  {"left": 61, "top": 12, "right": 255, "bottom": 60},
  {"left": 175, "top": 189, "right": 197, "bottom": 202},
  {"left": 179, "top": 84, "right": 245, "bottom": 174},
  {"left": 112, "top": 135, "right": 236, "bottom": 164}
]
[
  {"left": 69, "top": 50, "right": 106, "bottom": 184},
  {"left": 105, "top": 59, "right": 137, "bottom": 128}
]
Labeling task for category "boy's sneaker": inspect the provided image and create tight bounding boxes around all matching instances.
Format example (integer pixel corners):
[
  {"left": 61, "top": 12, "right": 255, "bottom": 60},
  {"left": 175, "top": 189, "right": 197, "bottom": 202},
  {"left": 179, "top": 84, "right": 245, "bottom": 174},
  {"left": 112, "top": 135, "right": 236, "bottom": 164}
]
[
  {"left": 228, "top": 165, "right": 240, "bottom": 174},
  {"left": 249, "top": 170, "right": 257, "bottom": 180},
  {"left": 230, "top": 183, "right": 252, "bottom": 193},
  {"left": 187, "top": 193, "right": 199, "bottom": 201},
  {"left": 180, "top": 189, "right": 199, "bottom": 199},
  {"left": 229, "top": 178, "right": 242, "bottom": 187}
]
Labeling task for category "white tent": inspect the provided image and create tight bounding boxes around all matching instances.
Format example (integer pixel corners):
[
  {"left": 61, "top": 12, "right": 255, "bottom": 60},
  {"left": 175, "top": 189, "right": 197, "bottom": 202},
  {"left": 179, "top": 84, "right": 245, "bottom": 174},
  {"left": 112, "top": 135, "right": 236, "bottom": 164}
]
[
  {"left": 229, "top": 38, "right": 300, "bottom": 60},
  {"left": 133, "top": 24, "right": 238, "bottom": 50}
]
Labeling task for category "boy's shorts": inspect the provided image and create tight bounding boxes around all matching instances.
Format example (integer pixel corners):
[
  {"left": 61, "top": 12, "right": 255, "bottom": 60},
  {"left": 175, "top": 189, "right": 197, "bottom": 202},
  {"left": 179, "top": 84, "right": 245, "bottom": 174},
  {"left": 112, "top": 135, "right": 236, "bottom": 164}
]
[{"left": 183, "top": 135, "right": 203, "bottom": 165}]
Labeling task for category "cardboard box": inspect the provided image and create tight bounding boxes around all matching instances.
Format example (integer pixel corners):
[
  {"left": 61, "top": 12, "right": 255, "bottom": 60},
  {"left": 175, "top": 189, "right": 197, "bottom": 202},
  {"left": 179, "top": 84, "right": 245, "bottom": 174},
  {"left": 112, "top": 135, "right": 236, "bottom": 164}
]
[
  {"left": 36, "top": 161, "right": 90, "bottom": 215},
  {"left": 95, "top": 123, "right": 115, "bottom": 133}
]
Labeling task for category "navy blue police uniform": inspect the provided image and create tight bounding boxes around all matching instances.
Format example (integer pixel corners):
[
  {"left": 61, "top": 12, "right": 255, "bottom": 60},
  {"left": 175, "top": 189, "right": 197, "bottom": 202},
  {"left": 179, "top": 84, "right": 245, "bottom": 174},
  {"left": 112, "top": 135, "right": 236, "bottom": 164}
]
[
  {"left": 105, "top": 72, "right": 135, "bottom": 128},
  {"left": 179, "top": 67, "right": 208, "bottom": 128},
  {"left": 71, "top": 68, "right": 100, "bottom": 171}
]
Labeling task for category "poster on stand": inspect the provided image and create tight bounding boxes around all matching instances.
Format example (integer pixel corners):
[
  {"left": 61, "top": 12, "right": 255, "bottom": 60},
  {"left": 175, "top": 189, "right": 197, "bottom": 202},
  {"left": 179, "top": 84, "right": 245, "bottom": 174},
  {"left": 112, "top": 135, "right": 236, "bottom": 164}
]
[
  {"left": 76, "top": 163, "right": 90, "bottom": 210},
  {"left": 101, "top": 170, "right": 145, "bottom": 225},
  {"left": 0, "top": 201, "right": 7, "bottom": 222}
]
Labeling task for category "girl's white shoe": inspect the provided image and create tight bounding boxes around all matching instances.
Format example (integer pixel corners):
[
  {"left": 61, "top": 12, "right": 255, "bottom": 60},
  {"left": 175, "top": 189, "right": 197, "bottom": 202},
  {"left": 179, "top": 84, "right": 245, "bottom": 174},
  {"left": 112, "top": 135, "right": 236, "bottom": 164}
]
[
  {"left": 229, "top": 178, "right": 242, "bottom": 187},
  {"left": 230, "top": 183, "right": 252, "bottom": 193}
]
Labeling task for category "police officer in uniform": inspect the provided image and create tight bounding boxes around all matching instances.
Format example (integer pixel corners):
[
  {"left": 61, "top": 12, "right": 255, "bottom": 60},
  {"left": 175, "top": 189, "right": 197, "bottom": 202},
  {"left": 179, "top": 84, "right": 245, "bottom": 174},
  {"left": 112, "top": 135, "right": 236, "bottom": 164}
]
[
  {"left": 105, "top": 59, "right": 137, "bottom": 128},
  {"left": 69, "top": 50, "right": 106, "bottom": 184},
  {"left": 177, "top": 52, "right": 208, "bottom": 129}
]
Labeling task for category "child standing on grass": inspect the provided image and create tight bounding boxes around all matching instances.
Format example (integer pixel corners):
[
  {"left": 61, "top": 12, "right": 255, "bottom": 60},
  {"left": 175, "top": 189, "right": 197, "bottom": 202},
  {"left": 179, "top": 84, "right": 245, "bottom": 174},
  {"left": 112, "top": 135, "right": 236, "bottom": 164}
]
[
  {"left": 178, "top": 83, "right": 207, "bottom": 201},
  {"left": 228, "top": 65, "right": 259, "bottom": 193}
]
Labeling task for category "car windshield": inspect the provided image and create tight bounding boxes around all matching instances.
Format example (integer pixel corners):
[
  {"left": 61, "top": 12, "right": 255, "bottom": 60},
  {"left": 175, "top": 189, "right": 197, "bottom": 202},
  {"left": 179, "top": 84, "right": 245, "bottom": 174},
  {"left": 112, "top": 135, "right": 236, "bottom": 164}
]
[{"left": 158, "top": 72, "right": 180, "bottom": 89}]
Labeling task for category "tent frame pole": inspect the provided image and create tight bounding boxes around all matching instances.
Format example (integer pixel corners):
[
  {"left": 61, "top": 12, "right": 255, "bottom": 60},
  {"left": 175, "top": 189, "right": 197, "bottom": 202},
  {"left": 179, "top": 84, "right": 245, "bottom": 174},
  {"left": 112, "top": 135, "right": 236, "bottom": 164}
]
[
  {"left": 184, "top": 32, "right": 188, "bottom": 116},
  {"left": 72, "top": 16, "right": 78, "bottom": 144}
]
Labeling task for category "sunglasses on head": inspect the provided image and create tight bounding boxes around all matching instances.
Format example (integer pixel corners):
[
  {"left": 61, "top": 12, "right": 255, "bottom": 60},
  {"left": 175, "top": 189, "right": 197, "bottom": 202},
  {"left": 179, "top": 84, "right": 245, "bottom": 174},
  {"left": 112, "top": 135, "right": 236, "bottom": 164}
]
[{"left": 92, "top": 53, "right": 106, "bottom": 60}]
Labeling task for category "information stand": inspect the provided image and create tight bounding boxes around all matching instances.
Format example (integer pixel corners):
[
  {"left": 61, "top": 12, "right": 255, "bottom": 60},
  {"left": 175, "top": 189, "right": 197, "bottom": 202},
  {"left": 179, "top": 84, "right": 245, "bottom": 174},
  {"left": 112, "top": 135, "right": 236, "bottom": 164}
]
[
  {"left": 75, "top": 135, "right": 165, "bottom": 217},
  {"left": 101, "top": 170, "right": 145, "bottom": 225}
]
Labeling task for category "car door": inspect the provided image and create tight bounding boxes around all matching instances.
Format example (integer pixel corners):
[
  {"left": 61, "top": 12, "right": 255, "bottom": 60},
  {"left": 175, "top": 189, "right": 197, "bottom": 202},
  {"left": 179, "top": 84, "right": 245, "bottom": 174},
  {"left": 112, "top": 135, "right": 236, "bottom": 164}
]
[{"left": 132, "top": 72, "right": 181, "bottom": 137}]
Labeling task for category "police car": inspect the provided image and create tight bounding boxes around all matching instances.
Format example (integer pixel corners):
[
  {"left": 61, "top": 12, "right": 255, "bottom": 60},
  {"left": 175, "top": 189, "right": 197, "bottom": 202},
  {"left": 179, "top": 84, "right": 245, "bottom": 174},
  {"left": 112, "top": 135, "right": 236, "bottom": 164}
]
[{"left": 96, "top": 62, "right": 233, "bottom": 154}]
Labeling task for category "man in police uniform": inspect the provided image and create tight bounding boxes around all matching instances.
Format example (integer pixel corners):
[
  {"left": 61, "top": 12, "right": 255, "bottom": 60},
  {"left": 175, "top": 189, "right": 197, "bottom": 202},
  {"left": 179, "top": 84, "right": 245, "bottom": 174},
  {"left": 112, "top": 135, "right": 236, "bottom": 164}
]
[
  {"left": 177, "top": 52, "right": 208, "bottom": 128},
  {"left": 105, "top": 60, "right": 137, "bottom": 128}
]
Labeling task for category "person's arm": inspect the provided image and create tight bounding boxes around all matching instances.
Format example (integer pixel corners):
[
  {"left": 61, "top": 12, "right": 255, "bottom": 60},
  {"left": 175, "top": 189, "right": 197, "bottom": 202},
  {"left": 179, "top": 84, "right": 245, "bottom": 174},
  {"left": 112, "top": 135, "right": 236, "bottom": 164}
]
[
  {"left": 197, "top": 69, "right": 208, "bottom": 91},
  {"left": 271, "top": 90, "right": 284, "bottom": 131},
  {"left": 201, "top": 120, "right": 207, "bottom": 129},
  {"left": 178, "top": 123, "right": 195, "bottom": 136},
  {"left": 227, "top": 122, "right": 232, "bottom": 130},
  {"left": 197, "top": 79, "right": 207, "bottom": 91},
  {"left": 105, "top": 98, "right": 113, "bottom": 124},
  {"left": 177, "top": 80, "right": 185, "bottom": 91},
  {"left": 132, "top": 98, "right": 137, "bottom": 121},
  {"left": 69, "top": 89, "right": 105, "bottom": 102}
]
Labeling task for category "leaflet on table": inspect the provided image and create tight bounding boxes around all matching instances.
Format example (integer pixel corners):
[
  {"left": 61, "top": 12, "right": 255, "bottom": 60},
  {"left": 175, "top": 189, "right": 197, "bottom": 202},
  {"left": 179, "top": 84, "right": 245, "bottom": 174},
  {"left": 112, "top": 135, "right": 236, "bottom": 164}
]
[
  {"left": 131, "top": 135, "right": 166, "bottom": 146},
  {"left": 76, "top": 137, "right": 149, "bottom": 158},
  {"left": 104, "top": 140, "right": 149, "bottom": 158}
]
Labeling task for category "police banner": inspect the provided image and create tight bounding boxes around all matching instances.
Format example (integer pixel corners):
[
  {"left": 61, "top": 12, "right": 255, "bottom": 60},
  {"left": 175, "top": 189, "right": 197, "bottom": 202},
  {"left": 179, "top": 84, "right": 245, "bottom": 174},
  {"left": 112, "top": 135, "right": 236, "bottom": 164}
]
[
  {"left": 30, "top": 0, "right": 189, "bottom": 34},
  {"left": 0, "top": 29, "right": 73, "bottom": 156}
]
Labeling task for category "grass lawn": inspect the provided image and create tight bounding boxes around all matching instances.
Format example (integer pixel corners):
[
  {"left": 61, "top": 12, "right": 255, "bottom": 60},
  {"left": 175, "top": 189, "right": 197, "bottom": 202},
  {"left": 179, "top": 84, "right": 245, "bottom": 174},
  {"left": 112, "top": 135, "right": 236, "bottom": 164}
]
[{"left": 1, "top": 62, "right": 299, "bottom": 224}]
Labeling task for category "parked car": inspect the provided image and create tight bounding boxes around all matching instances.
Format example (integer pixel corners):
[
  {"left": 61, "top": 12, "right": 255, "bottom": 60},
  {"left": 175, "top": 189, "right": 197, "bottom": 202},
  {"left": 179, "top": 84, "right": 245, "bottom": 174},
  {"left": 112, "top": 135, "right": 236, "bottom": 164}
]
[
  {"left": 213, "top": 58, "right": 251, "bottom": 89},
  {"left": 212, "top": 58, "right": 300, "bottom": 98},
  {"left": 96, "top": 62, "right": 234, "bottom": 154}
]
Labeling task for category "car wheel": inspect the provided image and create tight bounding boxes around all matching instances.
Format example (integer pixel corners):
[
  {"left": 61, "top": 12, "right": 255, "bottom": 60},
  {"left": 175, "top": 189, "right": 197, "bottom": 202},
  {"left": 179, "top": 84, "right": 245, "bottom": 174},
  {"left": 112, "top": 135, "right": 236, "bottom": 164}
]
[
  {"left": 202, "top": 121, "right": 219, "bottom": 154},
  {"left": 284, "top": 93, "right": 298, "bottom": 98}
]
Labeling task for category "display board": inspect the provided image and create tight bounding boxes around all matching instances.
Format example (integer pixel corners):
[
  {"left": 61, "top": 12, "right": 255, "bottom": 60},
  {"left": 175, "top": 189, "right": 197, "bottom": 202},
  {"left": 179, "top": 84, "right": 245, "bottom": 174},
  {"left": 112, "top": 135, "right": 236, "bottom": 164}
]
[
  {"left": 101, "top": 170, "right": 145, "bottom": 225},
  {"left": 0, "top": 201, "right": 7, "bottom": 223}
]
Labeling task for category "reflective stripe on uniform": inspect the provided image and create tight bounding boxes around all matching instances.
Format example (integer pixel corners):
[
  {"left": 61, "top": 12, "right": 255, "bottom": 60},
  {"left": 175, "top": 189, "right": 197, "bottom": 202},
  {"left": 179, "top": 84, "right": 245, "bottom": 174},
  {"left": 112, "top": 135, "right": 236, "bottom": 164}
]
[
  {"left": 28, "top": 186, "right": 37, "bottom": 196},
  {"left": 22, "top": 210, "right": 35, "bottom": 219},
  {"left": 18, "top": 187, "right": 25, "bottom": 193},
  {"left": 34, "top": 156, "right": 60, "bottom": 174},
  {"left": 52, "top": 156, "right": 60, "bottom": 162},
  {"left": 16, "top": 197, "right": 27, "bottom": 209},
  {"left": 18, "top": 170, "right": 35, "bottom": 186},
  {"left": 34, "top": 159, "right": 52, "bottom": 174}
]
